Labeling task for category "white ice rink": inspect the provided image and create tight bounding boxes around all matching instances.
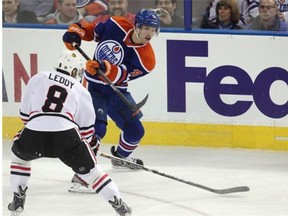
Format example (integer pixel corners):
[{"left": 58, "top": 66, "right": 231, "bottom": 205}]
[{"left": 2, "top": 140, "right": 288, "bottom": 216}]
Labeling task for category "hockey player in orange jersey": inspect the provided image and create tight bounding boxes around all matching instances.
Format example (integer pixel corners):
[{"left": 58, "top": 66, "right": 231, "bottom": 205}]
[{"left": 63, "top": 9, "right": 160, "bottom": 174}]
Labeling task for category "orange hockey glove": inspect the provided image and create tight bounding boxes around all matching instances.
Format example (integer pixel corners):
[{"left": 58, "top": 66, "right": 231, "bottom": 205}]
[
  {"left": 63, "top": 23, "right": 86, "bottom": 50},
  {"left": 86, "top": 60, "right": 111, "bottom": 76}
]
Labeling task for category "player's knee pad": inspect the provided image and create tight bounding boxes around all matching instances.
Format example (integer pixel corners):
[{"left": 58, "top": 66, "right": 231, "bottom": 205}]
[
  {"left": 95, "top": 120, "right": 107, "bottom": 139},
  {"left": 11, "top": 152, "right": 31, "bottom": 167},
  {"left": 60, "top": 141, "right": 95, "bottom": 175},
  {"left": 12, "top": 139, "right": 38, "bottom": 161},
  {"left": 122, "top": 120, "right": 145, "bottom": 143}
]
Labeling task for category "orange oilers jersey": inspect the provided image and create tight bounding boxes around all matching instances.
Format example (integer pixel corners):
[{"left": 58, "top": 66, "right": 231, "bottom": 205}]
[
  {"left": 84, "top": 16, "right": 156, "bottom": 90},
  {"left": 92, "top": 12, "right": 136, "bottom": 26},
  {"left": 84, "top": 0, "right": 108, "bottom": 16}
]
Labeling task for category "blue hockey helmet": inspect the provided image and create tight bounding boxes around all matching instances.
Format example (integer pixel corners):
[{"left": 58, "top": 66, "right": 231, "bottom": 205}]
[{"left": 134, "top": 9, "right": 160, "bottom": 34}]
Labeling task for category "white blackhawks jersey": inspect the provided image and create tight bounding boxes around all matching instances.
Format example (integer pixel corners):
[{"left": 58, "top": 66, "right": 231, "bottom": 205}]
[{"left": 20, "top": 70, "right": 95, "bottom": 141}]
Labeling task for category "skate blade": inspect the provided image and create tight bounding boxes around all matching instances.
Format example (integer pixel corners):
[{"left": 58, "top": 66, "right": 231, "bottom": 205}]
[
  {"left": 68, "top": 183, "right": 95, "bottom": 194},
  {"left": 10, "top": 211, "right": 21, "bottom": 216},
  {"left": 112, "top": 164, "right": 141, "bottom": 170}
]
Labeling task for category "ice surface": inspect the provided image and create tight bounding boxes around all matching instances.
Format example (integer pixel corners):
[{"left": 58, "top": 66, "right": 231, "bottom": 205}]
[{"left": 2, "top": 140, "right": 288, "bottom": 216}]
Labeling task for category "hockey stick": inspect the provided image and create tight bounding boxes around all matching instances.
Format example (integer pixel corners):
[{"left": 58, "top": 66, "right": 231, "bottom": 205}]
[
  {"left": 99, "top": 152, "right": 250, "bottom": 195},
  {"left": 73, "top": 43, "right": 149, "bottom": 112}
]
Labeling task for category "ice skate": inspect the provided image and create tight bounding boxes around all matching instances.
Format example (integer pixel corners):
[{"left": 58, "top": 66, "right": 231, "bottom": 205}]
[
  {"left": 109, "top": 196, "right": 132, "bottom": 216},
  {"left": 68, "top": 174, "right": 95, "bottom": 194},
  {"left": 8, "top": 186, "right": 28, "bottom": 216},
  {"left": 110, "top": 146, "right": 144, "bottom": 170}
]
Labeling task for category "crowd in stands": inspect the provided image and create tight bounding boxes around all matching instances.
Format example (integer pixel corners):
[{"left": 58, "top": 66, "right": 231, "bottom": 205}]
[
  {"left": 201, "top": 0, "right": 288, "bottom": 30},
  {"left": 2, "top": 0, "right": 288, "bottom": 31}
]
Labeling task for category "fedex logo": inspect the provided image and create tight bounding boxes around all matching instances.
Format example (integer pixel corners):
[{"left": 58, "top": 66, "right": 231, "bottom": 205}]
[{"left": 167, "top": 40, "right": 288, "bottom": 119}]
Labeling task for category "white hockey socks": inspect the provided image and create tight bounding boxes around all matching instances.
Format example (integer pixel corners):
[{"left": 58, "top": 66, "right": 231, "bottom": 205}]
[{"left": 10, "top": 152, "right": 31, "bottom": 193}]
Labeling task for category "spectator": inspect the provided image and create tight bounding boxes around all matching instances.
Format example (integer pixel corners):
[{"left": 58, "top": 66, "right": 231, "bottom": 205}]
[
  {"left": 19, "top": 0, "right": 54, "bottom": 23},
  {"left": 282, "top": 11, "right": 288, "bottom": 22},
  {"left": 277, "top": 0, "right": 288, "bottom": 23},
  {"left": 278, "top": 11, "right": 288, "bottom": 22},
  {"left": 154, "top": 0, "right": 184, "bottom": 28},
  {"left": 77, "top": 0, "right": 108, "bottom": 18},
  {"left": 201, "top": 0, "right": 242, "bottom": 29},
  {"left": 45, "top": 0, "right": 84, "bottom": 25},
  {"left": 2, "top": 0, "right": 39, "bottom": 23},
  {"left": 246, "top": 0, "right": 288, "bottom": 30},
  {"left": 207, "top": 0, "right": 260, "bottom": 27},
  {"left": 91, "top": 0, "right": 135, "bottom": 25}
]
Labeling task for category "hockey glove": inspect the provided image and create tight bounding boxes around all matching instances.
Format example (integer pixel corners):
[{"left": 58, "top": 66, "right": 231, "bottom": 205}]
[
  {"left": 63, "top": 23, "right": 86, "bottom": 50},
  {"left": 89, "top": 135, "right": 100, "bottom": 156},
  {"left": 86, "top": 60, "right": 111, "bottom": 76}
]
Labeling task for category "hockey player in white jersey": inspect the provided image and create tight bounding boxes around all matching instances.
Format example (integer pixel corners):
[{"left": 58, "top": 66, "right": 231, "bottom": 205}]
[{"left": 7, "top": 50, "right": 132, "bottom": 216}]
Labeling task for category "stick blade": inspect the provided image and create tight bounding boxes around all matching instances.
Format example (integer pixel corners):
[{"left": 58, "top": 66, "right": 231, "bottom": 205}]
[
  {"left": 133, "top": 94, "right": 149, "bottom": 112},
  {"left": 214, "top": 186, "right": 250, "bottom": 194}
]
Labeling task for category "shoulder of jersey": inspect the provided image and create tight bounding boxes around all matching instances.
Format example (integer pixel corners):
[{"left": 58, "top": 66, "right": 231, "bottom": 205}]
[
  {"left": 111, "top": 16, "right": 133, "bottom": 32},
  {"left": 137, "top": 45, "right": 156, "bottom": 72}
]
